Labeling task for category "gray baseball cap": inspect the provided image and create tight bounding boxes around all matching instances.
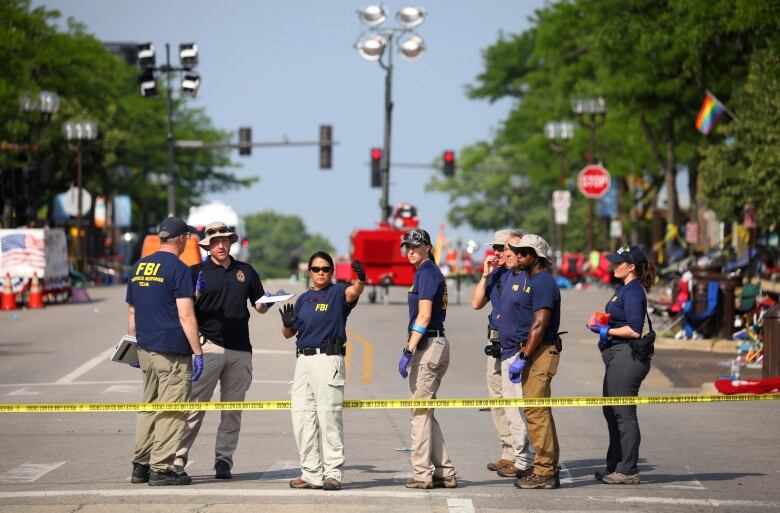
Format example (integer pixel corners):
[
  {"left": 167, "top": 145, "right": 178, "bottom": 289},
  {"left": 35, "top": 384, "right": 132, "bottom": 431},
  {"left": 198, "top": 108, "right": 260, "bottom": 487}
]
[{"left": 515, "top": 234, "right": 553, "bottom": 262}]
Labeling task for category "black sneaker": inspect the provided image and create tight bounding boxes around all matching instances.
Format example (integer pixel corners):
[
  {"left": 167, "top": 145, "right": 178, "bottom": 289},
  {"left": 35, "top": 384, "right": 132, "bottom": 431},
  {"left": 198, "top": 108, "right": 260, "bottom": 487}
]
[
  {"left": 130, "top": 463, "right": 150, "bottom": 484},
  {"left": 214, "top": 460, "right": 232, "bottom": 479},
  {"left": 148, "top": 468, "right": 192, "bottom": 486}
]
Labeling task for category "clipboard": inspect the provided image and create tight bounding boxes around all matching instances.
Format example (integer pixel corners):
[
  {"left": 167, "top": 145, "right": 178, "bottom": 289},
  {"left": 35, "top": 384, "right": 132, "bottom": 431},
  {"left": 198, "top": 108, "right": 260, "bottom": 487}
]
[
  {"left": 254, "top": 293, "right": 296, "bottom": 305},
  {"left": 111, "top": 335, "right": 139, "bottom": 366}
]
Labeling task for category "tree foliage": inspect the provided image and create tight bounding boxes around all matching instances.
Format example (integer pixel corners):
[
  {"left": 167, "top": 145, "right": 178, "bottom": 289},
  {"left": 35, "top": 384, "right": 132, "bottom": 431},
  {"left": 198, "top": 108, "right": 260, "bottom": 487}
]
[
  {"left": 244, "top": 211, "right": 335, "bottom": 279},
  {"left": 429, "top": 0, "right": 780, "bottom": 251},
  {"left": 0, "top": 0, "right": 255, "bottom": 230}
]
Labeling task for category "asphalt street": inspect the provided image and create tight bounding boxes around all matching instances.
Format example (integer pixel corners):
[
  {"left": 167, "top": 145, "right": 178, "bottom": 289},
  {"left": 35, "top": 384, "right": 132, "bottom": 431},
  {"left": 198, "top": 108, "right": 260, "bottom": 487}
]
[{"left": 0, "top": 280, "right": 778, "bottom": 513}]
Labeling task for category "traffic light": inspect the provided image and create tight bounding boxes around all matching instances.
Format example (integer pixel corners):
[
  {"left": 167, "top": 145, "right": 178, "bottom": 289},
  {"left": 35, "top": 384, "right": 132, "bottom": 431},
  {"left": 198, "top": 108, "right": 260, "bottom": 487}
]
[
  {"left": 238, "top": 127, "right": 252, "bottom": 156},
  {"left": 443, "top": 150, "right": 455, "bottom": 177},
  {"left": 371, "top": 147, "right": 382, "bottom": 188},
  {"left": 319, "top": 124, "right": 332, "bottom": 169}
]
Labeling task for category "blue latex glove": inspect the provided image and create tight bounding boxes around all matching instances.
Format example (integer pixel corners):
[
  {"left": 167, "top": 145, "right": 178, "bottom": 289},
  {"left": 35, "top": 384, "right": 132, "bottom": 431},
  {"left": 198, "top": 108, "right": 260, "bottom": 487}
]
[
  {"left": 195, "top": 271, "right": 206, "bottom": 294},
  {"left": 588, "top": 323, "right": 611, "bottom": 342},
  {"left": 275, "top": 288, "right": 289, "bottom": 296},
  {"left": 130, "top": 361, "right": 140, "bottom": 369},
  {"left": 508, "top": 356, "right": 526, "bottom": 384},
  {"left": 398, "top": 349, "right": 412, "bottom": 379},
  {"left": 192, "top": 354, "right": 204, "bottom": 382}
]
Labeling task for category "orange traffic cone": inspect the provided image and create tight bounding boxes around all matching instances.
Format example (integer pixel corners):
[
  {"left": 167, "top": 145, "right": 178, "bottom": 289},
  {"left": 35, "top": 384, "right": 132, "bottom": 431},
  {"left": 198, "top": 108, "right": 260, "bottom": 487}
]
[
  {"left": 27, "top": 272, "right": 44, "bottom": 309},
  {"left": 1, "top": 273, "right": 17, "bottom": 311}
]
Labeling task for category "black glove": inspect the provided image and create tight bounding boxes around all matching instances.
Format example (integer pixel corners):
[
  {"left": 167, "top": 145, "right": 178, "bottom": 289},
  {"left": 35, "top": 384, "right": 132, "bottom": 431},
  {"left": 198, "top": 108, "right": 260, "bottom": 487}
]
[
  {"left": 280, "top": 303, "right": 297, "bottom": 328},
  {"left": 352, "top": 261, "right": 366, "bottom": 282}
]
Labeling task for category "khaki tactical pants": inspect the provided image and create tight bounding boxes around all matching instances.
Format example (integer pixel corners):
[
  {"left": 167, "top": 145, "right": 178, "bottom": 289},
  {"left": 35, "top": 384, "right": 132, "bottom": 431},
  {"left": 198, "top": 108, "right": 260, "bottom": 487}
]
[
  {"left": 408, "top": 335, "right": 456, "bottom": 482},
  {"left": 521, "top": 344, "right": 561, "bottom": 477},
  {"left": 291, "top": 353, "right": 346, "bottom": 486},
  {"left": 500, "top": 355, "right": 535, "bottom": 470},
  {"left": 175, "top": 340, "right": 253, "bottom": 469},
  {"left": 133, "top": 349, "right": 192, "bottom": 472},
  {"left": 486, "top": 355, "right": 514, "bottom": 461}
]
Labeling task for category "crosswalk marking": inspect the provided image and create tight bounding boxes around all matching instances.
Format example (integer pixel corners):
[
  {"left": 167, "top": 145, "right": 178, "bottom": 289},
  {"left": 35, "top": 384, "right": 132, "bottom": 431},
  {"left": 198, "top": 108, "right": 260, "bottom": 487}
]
[
  {"left": 447, "top": 498, "right": 475, "bottom": 513},
  {"left": 259, "top": 460, "right": 300, "bottom": 481},
  {"left": 0, "top": 462, "right": 66, "bottom": 483},
  {"left": 102, "top": 385, "right": 140, "bottom": 394},
  {"left": 558, "top": 462, "right": 574, "bottom": 485},
  {"left": 7, "top": 387, "right": 40, "bottom": 396}
]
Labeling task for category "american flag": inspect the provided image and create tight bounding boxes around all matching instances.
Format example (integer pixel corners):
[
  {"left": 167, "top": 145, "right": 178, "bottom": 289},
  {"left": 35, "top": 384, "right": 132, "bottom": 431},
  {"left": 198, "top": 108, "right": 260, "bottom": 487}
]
[{"left": 0, "top": 233, "right": 45, "bottom": 269}]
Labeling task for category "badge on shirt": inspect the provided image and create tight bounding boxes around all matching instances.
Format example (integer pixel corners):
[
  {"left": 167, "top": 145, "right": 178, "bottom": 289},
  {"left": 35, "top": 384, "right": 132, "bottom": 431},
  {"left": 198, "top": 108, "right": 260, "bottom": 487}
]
[{"left": 235, "top": 269, "right": 246, "bottom": 283}]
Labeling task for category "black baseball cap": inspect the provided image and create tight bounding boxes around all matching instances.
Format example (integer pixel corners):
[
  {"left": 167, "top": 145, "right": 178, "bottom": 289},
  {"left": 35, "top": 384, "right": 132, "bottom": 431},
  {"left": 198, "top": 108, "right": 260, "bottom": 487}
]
[
  {"left": 606, "top": 244, "right": 647, "bottom": 265},
  {"left": 158, "top": 217, "right": 196, "bottom": 240},
  {"left": 400, "top": 228, "right": 432, "bottom": 247}
]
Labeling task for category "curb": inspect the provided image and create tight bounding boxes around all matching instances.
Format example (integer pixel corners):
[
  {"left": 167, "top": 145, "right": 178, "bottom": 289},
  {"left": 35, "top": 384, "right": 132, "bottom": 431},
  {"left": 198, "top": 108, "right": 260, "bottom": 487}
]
[{"left": 654, "top": 337, "right": 738, "bottom": 354}]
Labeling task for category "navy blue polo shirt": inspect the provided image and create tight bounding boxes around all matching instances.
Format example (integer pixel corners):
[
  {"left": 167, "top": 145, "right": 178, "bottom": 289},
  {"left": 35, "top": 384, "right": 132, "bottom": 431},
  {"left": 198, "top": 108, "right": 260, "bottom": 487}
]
[
  {"left": 486, "top": 265, "right": 509, "bottom": 330},
  {"left": 191, "top": 257, "right": 264, "bottom": 352},
  {"left": 498, "top": 270, "right": 561, "bottom": 360},
  {"left": 292, "top": 283, "right": 357, "bottom": 349},
  {"left": 126, "top": 251, "right": 194, "bottom": 355},
  {"left": 605, "top": 279, "right": 647, "bottom": 337},
  {"left": 408, "top": 259, "right": 447, "bottom": 331}
]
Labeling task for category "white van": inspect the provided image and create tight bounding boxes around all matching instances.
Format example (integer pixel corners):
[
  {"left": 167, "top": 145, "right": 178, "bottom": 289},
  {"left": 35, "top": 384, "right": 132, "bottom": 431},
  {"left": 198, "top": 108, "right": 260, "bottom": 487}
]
[{"left": 186, "top": 201, "right": 249, "bottom": 261}]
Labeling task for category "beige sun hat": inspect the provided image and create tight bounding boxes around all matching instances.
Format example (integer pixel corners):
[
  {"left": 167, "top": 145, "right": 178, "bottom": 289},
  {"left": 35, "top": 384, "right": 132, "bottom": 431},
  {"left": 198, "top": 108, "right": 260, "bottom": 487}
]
[
  {"left": 515, "top": 233, "right": 553, "bottom": 262},
  {"left": 198, "top": 221, "right": 238, "bottom": 249}
]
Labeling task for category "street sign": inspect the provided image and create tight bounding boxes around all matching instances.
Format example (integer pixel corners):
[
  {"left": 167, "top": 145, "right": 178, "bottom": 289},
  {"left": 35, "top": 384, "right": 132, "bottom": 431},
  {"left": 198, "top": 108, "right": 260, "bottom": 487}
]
[
  {"left": 62, "top": 185, "right": 92, "bottom": 217},
  {"left": 552, "top": 190, "right": 571, "bottom": 209},
  {"left": 577, "top": 165, "right": 611, "bottom": 199}
]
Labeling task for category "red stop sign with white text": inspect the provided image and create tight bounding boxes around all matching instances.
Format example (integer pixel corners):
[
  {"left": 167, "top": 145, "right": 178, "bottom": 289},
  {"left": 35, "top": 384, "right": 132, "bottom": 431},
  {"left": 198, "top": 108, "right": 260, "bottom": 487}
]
[{"left": 577, "top": 165, "right": 611, "bottom": 198}]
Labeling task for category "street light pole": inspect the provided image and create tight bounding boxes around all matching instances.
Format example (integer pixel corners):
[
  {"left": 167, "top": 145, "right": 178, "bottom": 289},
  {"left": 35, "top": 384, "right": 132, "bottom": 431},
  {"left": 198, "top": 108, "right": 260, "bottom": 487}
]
[
  {"left": 63, "top": 121, "right": 98, "bottom": 272},
  {"left": 379, "top": 33, "right": 394, "bottom": 223},
  {"left": 165, "top": 43, "right": 176, "bottom": 217},
  {"left": 355, "top": 5, "right": 426, "bottom": 224},
  {"left": 572, "top": 97, "right": 606, "bottom": 251},
  {"left": 545, "top": 120, "right": 573, "bottom": 254}
]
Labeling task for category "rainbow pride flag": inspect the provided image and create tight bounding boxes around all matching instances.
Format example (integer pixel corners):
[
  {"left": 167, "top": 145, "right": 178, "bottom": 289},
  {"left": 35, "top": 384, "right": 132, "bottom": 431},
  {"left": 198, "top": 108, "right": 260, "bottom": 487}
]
[{"left": 695, "top": 92, "right": 725, "bottom": 135}]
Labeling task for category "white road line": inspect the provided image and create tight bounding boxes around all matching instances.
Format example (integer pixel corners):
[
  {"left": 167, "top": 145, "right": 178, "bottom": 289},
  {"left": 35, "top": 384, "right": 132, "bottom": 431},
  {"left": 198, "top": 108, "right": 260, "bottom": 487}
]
[
  {"left": 0, "top": 379, "right": 289, "bottom": 388},
  {"left": 447, "top": 498, "right": 475, "bottom": 513},
  {"left": 558, "top": 462, "right": 574, "bottom": 484},
  {"left": 587, "top": 495, "right": 779, "bottom": 508},
  {"left": 252, "top": 349, "right": 289, "bottom": 355},
  {"left": 6, "top": 388, "right": 40, "bottom": 396},
  {"left": 55, "top": 347, "right": 115, "bottom": 384},
  {"left": 392, "top": 471, "right": 413, "bottom": 481},
  {"left": 656, "top": 464, "right": 706, "bottom": 490},
  {"left": 0, "top": 462, "right": 66, "bottom": 483},
  {"left": 259, "top": 460, "right": 300, "bottom": 481},
  {"left": 102, "top": 385, "right": 140, "bottom": 394}
]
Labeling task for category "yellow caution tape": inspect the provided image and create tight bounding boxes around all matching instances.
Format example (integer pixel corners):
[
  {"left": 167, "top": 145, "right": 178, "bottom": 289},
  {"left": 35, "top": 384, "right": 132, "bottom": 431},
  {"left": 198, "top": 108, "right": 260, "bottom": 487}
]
[{"left": 1, "top": 394, "right": 779, "bottom": 413}]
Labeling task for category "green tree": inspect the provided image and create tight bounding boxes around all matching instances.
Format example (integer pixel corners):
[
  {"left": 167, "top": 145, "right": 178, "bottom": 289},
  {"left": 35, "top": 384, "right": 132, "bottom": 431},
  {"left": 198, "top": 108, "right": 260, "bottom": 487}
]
[
  {"left": 0, "top": 0, "right": 254, "bottom": 230},
  {"left": 699, "top": 48, "right": 780, "bottom": 226},
  {"left": 244, "top": 211, "right": 335, "bottom": 278}
]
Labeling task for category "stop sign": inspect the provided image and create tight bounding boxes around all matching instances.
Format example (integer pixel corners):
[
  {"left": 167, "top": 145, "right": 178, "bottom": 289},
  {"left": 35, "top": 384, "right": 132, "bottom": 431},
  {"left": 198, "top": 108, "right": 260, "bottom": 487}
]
[{"left": 577, "top": 165, "right": 611, "bottom": 198}]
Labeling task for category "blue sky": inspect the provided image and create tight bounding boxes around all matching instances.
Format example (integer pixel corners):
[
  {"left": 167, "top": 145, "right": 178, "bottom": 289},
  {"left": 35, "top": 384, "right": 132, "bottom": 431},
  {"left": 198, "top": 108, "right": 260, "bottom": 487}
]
[{"left": 35, "top": 0, "right": 547, "bottom": 255}]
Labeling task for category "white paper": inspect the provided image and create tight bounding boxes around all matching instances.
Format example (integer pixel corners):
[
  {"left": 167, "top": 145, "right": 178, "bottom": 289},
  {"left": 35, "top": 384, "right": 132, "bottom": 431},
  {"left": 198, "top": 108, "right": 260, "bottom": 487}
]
[{"left": 254, "top": 293, "right": 295, "bottom": 305}]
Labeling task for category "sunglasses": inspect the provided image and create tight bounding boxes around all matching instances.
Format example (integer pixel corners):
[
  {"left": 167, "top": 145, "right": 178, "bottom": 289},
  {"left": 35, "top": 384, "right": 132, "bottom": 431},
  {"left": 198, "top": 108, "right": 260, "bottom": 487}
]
[
  {"left": 492, "top": 244, "right": 505, "bottom": 252},
  {"left": 206, "top": 227, "right": 230, "bottom": 236},
  {"left": 507, "top": 245, "right": 535, "bottom": 257},
  {"left": 309, "top": 266, "right": 332, "bottom": 274},
  {"left": 402, "top": 230, "right": 429, "bottom": 245}
]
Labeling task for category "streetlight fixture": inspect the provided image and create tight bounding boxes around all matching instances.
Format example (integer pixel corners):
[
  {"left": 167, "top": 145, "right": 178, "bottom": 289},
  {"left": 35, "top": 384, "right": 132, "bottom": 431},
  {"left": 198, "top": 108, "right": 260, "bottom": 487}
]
[
  {"left": 545, "top": 120, "right": 574, "bottom": 253},
  {"left": 354, "top": 5, "right": 427, "bottom": 223},
  {"left": 135, "top": 41, "right": 201, "bottom": 217},
  {"left": 63, "top": 120, "right": 98, "bottom": 271},
  {"left": 571, "top": 96, "right": 607, "bottom": 250}
]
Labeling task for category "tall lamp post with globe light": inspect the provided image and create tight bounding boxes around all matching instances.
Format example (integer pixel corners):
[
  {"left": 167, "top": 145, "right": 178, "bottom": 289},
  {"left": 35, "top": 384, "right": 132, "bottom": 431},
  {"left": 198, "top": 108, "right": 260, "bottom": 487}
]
[
  {"left": 63, "top": 121, "right": 98, "bottom": 271},
  {"left": 572, "top": 97, "right": 606, "bottom": 250},
  {"left": 354, "top": 5, "right": 426, "bottom": 223},
  {"left": 544, "top": 120, "right": 574, "bottom": 253}
]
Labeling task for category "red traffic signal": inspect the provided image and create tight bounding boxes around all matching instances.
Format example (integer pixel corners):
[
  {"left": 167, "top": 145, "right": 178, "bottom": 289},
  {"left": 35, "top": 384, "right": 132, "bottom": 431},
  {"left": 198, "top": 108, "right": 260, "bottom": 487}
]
[
  {"left": 371, "top": 147, "right": 382, "bottom": 188},
  {"left": 443, "top": 150, "right": 455, "bottom": 177}
]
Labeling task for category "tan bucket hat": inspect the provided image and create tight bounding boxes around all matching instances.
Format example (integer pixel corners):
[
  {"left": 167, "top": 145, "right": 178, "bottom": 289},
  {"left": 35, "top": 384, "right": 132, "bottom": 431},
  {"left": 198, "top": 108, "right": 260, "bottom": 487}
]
[
  {"left": 516, "top": 233, "right": 553, "bottom": 262},
  {"left": 198, "top": 221, "right": 238, "bottom": 249}
]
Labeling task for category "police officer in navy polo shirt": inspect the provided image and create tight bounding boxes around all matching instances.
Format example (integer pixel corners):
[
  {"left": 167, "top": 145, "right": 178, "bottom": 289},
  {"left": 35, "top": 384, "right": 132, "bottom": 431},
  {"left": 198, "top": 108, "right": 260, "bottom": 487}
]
[
  {"left": 588, "top": 244, "right": 656, "bottom": 485},
  {"left": 280, "top": 251, "right": 365, "bottom": 491},
  {"left": 505, "top": 233, "right": 561, "bottom": 490},
  {"left": 126, "top": 216, "right": 203, "bottom": 487},
  {"left": 471, "top": 229, "right": 516, "bottom": 475},
  {"left": 398, "top": 228, "right": 457, "bottom": 490},
  {"left": 175, "top": 221, "right": 274, "bottom": 480},
  {"left": 495, "top": 230, "right": 535, "bottom": 480}
]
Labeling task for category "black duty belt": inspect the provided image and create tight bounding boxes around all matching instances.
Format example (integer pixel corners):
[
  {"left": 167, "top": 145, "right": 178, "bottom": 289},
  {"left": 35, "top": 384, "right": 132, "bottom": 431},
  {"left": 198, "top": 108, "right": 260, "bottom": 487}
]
[
  {"left": 520, "top": 340, "right": 556, "bottom": 348},
  {"left": 296, "top": 346, "right": 346, "bottom": 357},
  {"left": 409, "top": 329, "right": 445, "bottom": 351},
  {"left": 487, "top": 328, "right": 499, "bottom": 340}
]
